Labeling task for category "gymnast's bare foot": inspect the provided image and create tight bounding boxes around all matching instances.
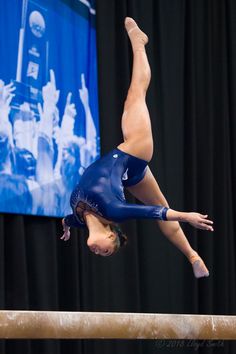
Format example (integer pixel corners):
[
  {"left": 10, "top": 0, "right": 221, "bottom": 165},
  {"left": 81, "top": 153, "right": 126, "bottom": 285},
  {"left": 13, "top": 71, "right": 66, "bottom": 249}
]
[
  {"left": 125, "top": 17, "right": 148, "bottom": 50},
  {"left": 189, "top": 253, "right": 209, "bottom": 278}
]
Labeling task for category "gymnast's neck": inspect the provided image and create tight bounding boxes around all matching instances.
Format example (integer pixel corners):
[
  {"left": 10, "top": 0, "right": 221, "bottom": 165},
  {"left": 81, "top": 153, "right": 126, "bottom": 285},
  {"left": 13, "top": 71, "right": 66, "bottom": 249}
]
[{"left": 84, "top": 212, "right": 112, "bottom": 231}]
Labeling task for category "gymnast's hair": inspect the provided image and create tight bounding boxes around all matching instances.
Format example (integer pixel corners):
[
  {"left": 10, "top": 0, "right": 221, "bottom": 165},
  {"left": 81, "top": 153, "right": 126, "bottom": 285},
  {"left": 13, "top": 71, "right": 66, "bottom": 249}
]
[{"left": 110, "top": 224, "right": 128, "bottom": 253}]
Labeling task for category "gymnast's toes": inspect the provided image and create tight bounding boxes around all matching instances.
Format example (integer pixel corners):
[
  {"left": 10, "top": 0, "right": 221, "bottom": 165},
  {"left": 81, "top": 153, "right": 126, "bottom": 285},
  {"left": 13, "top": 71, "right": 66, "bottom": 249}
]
[{"left": 192, "top": 259, "right": 210, "bottom": 278}]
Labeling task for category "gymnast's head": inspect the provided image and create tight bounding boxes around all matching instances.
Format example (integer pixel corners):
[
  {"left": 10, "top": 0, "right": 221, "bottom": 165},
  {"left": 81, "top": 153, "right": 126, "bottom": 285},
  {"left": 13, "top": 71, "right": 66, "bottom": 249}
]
[{"left": 86, "top": 220, "right": 127, "bottom": 257}]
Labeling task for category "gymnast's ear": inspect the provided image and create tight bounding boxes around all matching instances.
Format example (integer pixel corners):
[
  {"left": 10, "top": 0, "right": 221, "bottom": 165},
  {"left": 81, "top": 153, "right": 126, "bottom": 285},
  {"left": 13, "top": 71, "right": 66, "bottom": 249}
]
[{"left": 108, "top": 232, "right": 116, "bottom": 240}]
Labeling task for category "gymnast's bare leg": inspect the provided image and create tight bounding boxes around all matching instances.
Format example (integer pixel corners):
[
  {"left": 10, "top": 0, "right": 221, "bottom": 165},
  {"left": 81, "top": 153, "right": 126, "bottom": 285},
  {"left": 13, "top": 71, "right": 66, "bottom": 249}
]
[
  {"left": 118, "top": 18, "right": 152, "bottom": 161},
  {"left": 127, "top": 168, "right": 209, "bottom": 278},
  {"left": 118, "top": 17, "right": 209, "bottom": 278}
]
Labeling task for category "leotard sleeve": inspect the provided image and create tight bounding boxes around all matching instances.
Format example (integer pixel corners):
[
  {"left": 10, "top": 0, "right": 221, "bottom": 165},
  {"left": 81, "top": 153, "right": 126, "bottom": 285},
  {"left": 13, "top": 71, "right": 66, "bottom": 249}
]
[
  {"left": 105, "top": 201, "right": 169, "bottom": 222},
  {"left": 64, "top": 214, "right": 86, "bottom": 228}
]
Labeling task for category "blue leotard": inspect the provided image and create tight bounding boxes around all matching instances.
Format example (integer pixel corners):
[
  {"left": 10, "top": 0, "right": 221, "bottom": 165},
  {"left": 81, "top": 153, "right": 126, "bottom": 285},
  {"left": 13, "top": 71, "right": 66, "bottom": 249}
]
[{"left": 64, "top": 148, "right": 168, "bottom": 227}]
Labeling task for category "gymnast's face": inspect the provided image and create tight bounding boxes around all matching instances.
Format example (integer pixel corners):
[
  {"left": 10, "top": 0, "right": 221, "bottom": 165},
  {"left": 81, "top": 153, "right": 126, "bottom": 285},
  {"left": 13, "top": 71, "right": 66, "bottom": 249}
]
[{"left": 87, "top": 233, "right": 116, "bottom": 257}]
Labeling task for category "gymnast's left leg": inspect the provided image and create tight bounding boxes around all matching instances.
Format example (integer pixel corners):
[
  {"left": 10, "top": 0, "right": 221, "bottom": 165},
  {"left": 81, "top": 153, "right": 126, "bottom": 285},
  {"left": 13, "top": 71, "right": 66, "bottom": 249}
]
[
  {"left": 127, "top": 167, "right": 209, "bottom": 278},
  {"left": 117, "top": 17, "right": 153, "bottom": 161}
]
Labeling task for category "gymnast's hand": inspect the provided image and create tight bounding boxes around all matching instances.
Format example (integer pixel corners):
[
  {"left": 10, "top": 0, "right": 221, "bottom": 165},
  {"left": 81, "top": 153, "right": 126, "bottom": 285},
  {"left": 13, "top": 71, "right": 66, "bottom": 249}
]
[
  {"left": 185, "top": 213, "right": 214, "bottom": 231},
  {"left": 166, "top": 209, "right": 214, "bottom": 231},
  {"left": 60, "top": 218, "right": 71, "bottom": 241}
]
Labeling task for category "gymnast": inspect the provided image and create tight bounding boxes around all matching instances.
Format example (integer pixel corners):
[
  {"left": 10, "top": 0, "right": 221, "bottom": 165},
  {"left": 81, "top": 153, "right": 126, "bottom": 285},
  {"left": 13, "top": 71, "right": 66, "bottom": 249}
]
[{"left": 61, "top": 17, "right": 213, "bottom": 278}]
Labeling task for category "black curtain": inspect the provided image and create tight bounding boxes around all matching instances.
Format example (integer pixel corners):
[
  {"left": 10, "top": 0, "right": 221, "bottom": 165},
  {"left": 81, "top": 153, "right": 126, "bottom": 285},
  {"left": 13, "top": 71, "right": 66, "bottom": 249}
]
[{"left": 0, "top": 1, "right": 236, "bottom": 353}]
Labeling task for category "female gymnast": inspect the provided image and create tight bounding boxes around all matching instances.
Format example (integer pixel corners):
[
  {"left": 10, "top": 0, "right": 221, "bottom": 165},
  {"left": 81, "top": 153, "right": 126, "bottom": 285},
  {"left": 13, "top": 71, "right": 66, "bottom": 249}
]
[{"left": 61, "top": 17, "right": 213, "bottom": 278}]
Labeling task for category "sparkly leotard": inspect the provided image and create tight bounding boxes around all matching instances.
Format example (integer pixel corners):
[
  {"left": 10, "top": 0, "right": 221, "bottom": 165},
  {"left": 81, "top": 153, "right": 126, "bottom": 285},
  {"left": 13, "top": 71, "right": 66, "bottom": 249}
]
[{"left": 64, "top": 148, "right": 168, "bottom": 227}]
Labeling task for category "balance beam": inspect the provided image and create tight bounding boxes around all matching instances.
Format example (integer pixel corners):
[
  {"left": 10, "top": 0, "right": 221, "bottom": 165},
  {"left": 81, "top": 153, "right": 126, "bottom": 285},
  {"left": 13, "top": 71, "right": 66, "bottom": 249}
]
[{"left": 0, "top": 311, "right": 235, "bottom": 339}]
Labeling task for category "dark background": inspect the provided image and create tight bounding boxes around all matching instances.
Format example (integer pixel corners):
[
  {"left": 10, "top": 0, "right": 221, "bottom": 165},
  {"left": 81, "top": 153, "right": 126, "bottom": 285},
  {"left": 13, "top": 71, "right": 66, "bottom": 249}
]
[{"left": 0, "top": 0, "right": 235, "bottom": 353}]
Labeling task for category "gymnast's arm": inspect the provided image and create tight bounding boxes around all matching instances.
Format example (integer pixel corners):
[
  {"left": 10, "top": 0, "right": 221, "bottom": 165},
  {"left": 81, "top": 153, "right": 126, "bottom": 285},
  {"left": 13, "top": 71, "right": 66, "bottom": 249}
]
[
  {"left": 105, "top": 202, "right": 169, "bottom": 222},
  {"left": 105, "top": 201, "right": 214, "bottom": 230},
  {"left": 60, "top": 214, "right": 86, "bottom": 241}
]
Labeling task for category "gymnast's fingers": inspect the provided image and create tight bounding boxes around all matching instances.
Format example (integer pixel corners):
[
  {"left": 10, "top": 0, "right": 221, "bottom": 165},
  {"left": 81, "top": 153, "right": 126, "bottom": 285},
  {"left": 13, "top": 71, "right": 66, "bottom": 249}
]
[
  {"left": 201, "top": 218, "right": 213, "bottom": 225},
  {"left": 200, "top": 222, "right": 214, "bottom": 232}
]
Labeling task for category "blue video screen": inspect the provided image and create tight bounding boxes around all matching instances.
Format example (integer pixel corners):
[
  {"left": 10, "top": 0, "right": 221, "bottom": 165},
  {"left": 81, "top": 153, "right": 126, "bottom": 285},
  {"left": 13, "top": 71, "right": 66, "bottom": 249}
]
[{"left": 0, "top": 0, "right": 100, "bottom": 217}]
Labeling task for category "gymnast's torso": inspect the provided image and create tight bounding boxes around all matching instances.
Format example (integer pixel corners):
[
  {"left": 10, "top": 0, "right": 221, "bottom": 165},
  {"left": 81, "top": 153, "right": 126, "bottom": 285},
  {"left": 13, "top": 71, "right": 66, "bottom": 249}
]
[{"left": 64, "top": 148, "right": 168, "bottom": 227}]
